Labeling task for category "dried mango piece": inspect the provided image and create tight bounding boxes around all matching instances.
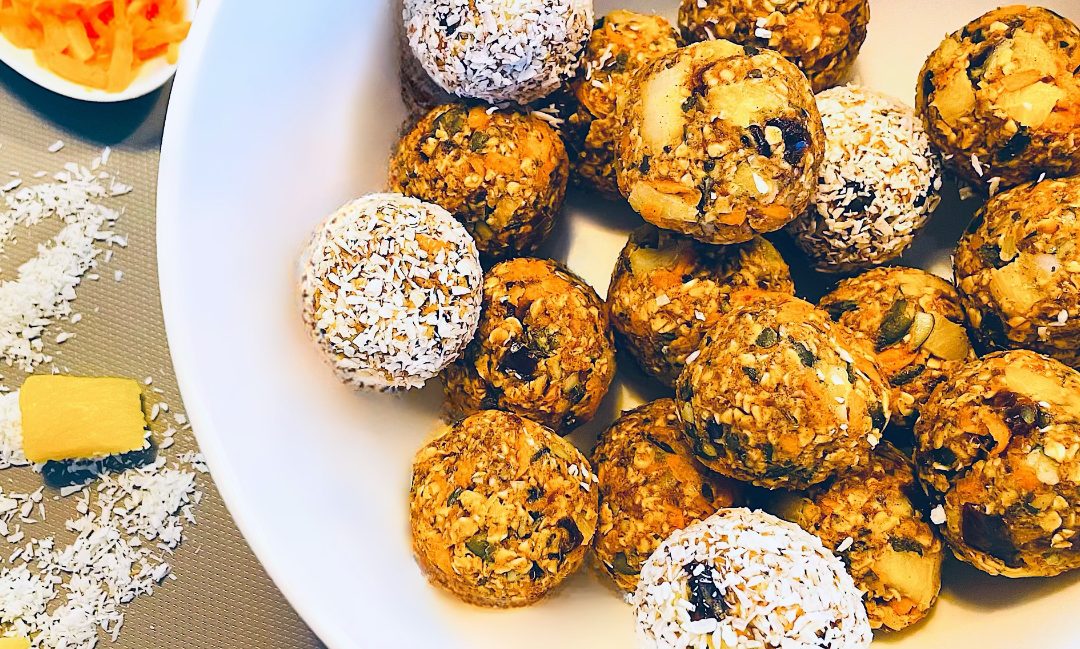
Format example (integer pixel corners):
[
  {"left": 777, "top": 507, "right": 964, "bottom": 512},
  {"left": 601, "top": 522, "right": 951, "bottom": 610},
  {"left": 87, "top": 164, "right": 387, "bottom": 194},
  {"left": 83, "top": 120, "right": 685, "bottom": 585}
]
[{"left": 20, "top": 375, "right": 147, "bottom": 463}]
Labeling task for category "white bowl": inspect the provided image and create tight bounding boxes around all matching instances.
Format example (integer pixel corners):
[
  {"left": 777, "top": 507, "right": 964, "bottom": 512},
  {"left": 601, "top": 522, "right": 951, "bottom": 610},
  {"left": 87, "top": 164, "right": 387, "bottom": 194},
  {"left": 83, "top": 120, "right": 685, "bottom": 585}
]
[
  {"left": 157, "top": 1, "right": 1080, "bottom": 647},
  {"left": 0, "top": 0, "right": 196, "bottom": 102}
]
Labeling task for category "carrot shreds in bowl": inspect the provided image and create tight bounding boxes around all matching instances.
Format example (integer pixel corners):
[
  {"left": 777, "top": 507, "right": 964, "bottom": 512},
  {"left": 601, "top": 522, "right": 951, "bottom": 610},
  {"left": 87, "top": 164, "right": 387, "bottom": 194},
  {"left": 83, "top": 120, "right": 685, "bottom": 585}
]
[{"left": 0, "top": 0, "right": 190, "bottom": 92}]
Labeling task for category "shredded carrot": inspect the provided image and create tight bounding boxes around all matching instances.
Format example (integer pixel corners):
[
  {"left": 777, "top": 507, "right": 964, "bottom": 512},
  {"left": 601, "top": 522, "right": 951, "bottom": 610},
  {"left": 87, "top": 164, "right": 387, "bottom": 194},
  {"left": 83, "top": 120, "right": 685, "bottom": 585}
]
[{"left": 0, "top": 0, "right": 190, "bottom": 92}]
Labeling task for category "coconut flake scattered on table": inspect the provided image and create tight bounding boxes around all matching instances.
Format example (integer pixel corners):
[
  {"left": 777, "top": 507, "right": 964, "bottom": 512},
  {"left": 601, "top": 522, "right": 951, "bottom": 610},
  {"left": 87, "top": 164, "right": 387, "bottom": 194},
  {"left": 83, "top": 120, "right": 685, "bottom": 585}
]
[{"left": 0, "top": 152, "right": 129, "bottom": 376}]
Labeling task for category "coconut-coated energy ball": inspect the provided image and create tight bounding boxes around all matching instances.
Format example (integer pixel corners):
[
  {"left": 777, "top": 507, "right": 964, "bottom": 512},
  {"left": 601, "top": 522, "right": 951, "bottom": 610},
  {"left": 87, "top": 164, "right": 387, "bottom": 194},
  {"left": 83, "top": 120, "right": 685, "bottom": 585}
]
[
  {"left": 788, "top": 85, "right": 943, "bottom": 272},
  {"left": 632, "top": 508, "right": 872, "bottom": 649},
  {"left": 914, "top": 350, "right": 1080, "bottom": 577},
  {"left": 564, "top": 10, "right": 679, "bottom": 197},
  {"left": 410, "top": 410, "right": 598, "bottom": 607},
  {"left": 676, "top": 291, "right": 890, "bottom": 489},
  {"left": 770, "top": 443, "right": 944, "bottom": 631},
  {"left": 592, "top": 399, "right": 742, "bottom": 593},
  {"left": 915, "top": 6, "right": 1080, "bottom": 191},
  {"left": 299, "top": 194, "right": 482, "bottom": 391},
  {"left": 955, "top": 176, "right": 1080, "bottom": 369},
  {"left": 678, "top": 0, "right": 870, "bottom": 92},
  {"left": 403, "top": 0, "right": 592, "bottom": 105},
  {"left": 607, "top": 225, "right": 794, "bottom": 387},
  {"left": 615, "top": 39, "right": 825, "bottom": 245},
  {"left": 389, "top": 104, "right": 569, "bottom": 259},
  {"left": 819, "top": 267, "right": 975, "bottom": 428},
  {"left": 443, "top": 258, "right": 616, "bottom": 434}
]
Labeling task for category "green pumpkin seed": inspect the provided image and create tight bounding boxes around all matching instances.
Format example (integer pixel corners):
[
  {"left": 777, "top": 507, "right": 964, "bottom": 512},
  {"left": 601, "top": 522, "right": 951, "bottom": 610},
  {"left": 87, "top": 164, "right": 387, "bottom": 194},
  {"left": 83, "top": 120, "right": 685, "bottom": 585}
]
[
  {"left": 891, "top": 364, "right": 926, "bottom": 386},
  {"left": 611, "top": 552, "right": 639, "bottom": 575},
  {"left": 876, "top": 298, "right": 914, "bottom": 351},
  {"left": 465, "top": 534, "right": 494, "bottom": 562},
  {"left": 755, "top": 327, "right": 779, "bottom": 348}
]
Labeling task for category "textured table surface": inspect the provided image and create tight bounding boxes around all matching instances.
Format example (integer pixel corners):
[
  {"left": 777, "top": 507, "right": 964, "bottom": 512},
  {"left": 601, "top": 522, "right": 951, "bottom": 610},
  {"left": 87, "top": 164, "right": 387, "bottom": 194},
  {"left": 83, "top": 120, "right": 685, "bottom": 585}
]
[{"left": 0, "top": 63, "right": 323, "bottom": 648}]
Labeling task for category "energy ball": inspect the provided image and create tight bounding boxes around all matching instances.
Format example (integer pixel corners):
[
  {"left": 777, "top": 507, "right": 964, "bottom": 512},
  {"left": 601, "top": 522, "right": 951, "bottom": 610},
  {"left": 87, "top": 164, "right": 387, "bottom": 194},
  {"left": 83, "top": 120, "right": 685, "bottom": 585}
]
[
  {"left": 676, "top": 291, "right": 890, "bottom": 489},
  {"left": 678, "top": 0, "right": 870, "bottom": 92},
  {"left": 914, "top": 350, "right": 1080, "bottom": 577},
  {"left": 819, "top": 267, "right": 975, "bottom": 428},
  {"left": 592, "top": 399, "right": 741, "bottom": 592},
  {"left": 770, "top": 443, "right": 944, "bottom": 631},
  {"left": 788, "top": 85, "right": 944, "bottom": 272},
  {"left": 389, "top": 104, "right": 569, "bottom": 259},
  {"left": 443, "top": 258, "right": 616, "bottom": 434},
  {"left": 615, "top": 39, "right": 825, "bottom": 245},
  {"left": 955, "top": 176, "right": 1080, "bottom": 369},
  {"left": 633, "top": 508, "right": 872, "bottom": 649},
  {"left": 565, "top": 10, "right": 679, "bottom": 197},
  {"left": 607, "top": 225, "right": 794, "bottom": 387},
  {"left": 410, "top": 410, "right": 598, "bottom": 607},
  {"left": 299, "top": 194, "right": 482, "bottom": 391},
  {"left": 403, "top": 0, "right": 592, "bottom": 105},
  {"left": 915, "top": 6, "right": 1080, "bottom": 191}
]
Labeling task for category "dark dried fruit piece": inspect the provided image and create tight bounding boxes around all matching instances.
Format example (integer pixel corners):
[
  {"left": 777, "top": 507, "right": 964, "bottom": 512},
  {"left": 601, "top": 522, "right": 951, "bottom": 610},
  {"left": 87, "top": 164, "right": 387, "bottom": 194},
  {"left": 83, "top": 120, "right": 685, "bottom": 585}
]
[
  {"left": 977, "top": 243, "right": 1010, "bottom": 269},
  {"left": 792, "top": 341, "right": 816, "bottom": 367},
  {"left": 961, "top": 503, "right": 1021, "bottom": 568},
  {"left": 747, "top": 125, "right": 772, "bottom": 157},
  {"left": 765, "top": 117, "right": 811, "bottom": 166},
  {"left": 556, "top": 517, "right": 584, "bottom": 557},
  {"left": 683, "top": 562, "right": 727, "bottom": 622},
  {"left": 996, "top": 127, "right": 1031, "bottom": 162}
]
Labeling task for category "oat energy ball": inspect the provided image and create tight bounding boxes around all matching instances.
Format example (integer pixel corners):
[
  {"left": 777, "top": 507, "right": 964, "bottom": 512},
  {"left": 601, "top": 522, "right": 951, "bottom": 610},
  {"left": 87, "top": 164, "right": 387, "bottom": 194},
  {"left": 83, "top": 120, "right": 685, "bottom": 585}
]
[
  {"left": 443, "top": 258, "right": 615, "bottom": 434},
  {"left": 633, "top": 508, "right": 872, "bottom": 649},
  {"left": 592, "top": 399, "right": 741, "bottom": 592},
  {"left": 607, "top": 225, "right": 794, "bottom": 387},
  {"left": 677, "top": 291, "right": 890, "bottom": 489},
  {"left": 820, "top": 267, "right": 975, "bottom": 427},
  {"left": 915, "top": 6, "right": 1080, "bottom": 191},
  {"left": 389, "top": 104, "right": 569, "bottom": 259},
  {"left": 770, "top": 443, "right": 944, "bottom": 631},
  {"left": 678, "top": 0, "right": 870, "bottom": 92},
  {"left": 299, "top": 194, "right": 482, "bottom": 391},
  {"left": 788, "top": 85, "right": 943, "bottom": 272},
  {"left": 914, "top": 350, "right": 1080, "bottom": 577},
  {"left": 565, "top": 11, "right": 679, "bottom": 197},
  {"left": 403, "top": 0, "right": 592, "bottom": 105},
  {"left": 615, "top": 39, "right": 825, "bottom": 245},
  {"left": 955, "top": 176, "right": 1080, "bottom": 369},
  {"left": 410, "top": 410, "right": 598, "bottom": 607}
]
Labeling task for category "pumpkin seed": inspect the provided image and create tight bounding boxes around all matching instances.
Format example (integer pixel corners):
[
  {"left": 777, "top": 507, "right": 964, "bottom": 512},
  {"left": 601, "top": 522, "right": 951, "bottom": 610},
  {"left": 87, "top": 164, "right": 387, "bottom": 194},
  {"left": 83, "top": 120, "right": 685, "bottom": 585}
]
[
  {"left": 446, "top": 486, "right": 464, "bottom": 507},
  {"left": 908, "top": 312, "right": 936, "bottom": 349},
  {"left": 755, "top": 327, "right": 779, "bottom": 348},
  {"left": 611, "top": 552, "right": 639, "bottom": 575},
  {"left": 824, "top": 300, "right": 859, "bottom": 321},
  {"left": 876, "top": 298, "right": 914, "bottom": 350},
  {"left": 891, "top": 364, "right": 926, "bottom": 386},
  {"left": 465, "top": 534, "right": 494, "bottom": 562}
]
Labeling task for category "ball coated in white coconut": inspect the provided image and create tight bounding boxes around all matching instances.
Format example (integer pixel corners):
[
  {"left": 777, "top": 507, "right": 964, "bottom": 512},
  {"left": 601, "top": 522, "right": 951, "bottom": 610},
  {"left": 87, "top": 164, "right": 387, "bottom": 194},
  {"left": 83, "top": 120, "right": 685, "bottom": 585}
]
[
  {"left": 299, "top": 193, "right": 483, "bottom": 391},
  {"left": 403, "top": 0, "right": 593, "bottom": 104},
  {"left": 787, "top": 84, "right": 943, "bottom": 273},
  {"left": 633, "top": 508, "right": 872, "bottom": 649}
]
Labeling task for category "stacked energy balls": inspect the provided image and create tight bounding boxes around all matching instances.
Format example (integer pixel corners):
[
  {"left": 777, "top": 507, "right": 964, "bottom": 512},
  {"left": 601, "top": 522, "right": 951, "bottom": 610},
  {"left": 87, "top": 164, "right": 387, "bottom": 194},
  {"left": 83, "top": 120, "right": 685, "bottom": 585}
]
[{"left": 296, "top": 1, "right": 1080, "bottom": 645}]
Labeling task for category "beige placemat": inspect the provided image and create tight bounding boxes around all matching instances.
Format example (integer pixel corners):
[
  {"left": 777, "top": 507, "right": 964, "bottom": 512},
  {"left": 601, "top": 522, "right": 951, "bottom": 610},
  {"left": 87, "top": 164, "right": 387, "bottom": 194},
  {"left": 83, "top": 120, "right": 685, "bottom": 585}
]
[{"left": 0, "top": 64, "right": 323, "bottom": 648}]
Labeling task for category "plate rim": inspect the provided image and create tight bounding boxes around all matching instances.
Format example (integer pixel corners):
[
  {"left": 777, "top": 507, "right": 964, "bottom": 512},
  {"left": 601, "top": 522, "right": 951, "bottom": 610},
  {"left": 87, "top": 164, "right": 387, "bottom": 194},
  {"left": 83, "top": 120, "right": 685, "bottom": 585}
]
[{"left": 156, "top": 1, "right": 353, "bottom": 647}]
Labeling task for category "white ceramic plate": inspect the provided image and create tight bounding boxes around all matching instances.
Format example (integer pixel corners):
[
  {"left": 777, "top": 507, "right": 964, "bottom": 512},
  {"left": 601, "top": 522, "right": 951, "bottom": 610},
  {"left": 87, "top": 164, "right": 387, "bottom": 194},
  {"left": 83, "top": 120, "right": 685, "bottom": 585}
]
[
  {"left": 0, "top": 0, "right": 195, "bottom": 102},
  {"left": 157, "top": 1, "right": 1080, "bottom": 647}
]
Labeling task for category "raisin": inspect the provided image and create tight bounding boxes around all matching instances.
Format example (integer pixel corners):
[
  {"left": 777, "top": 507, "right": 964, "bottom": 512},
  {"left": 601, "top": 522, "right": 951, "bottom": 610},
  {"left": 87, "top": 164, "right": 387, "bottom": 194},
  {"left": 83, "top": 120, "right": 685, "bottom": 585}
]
[
  {"left": 748, "top": 125, "right": 772, "bottom": 157},
  {"left": 823, "top": 300, "right": 859, "bottom": 321},
  {"left": 889, "top": 536, "right": 925, "bottom": 555},
  {"left": 556, "top": 518, "right": 584, "bottom": 557},
  {"left": 645, "top": 433, "right": 676, "bottom": 454},
  {"left": 996, "top": 127, "right": 1030, "bottom": 162},
  {"left": 961, "top": 504, "right": 1021, "bottom": 568},
  {"left": 683, "top": 562, "right": 727, "bottom": 621},
  {"left": 764, "top": 117, "right": 811, "bottom": 165}
]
